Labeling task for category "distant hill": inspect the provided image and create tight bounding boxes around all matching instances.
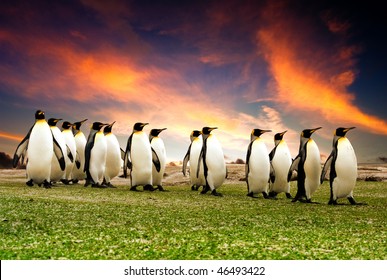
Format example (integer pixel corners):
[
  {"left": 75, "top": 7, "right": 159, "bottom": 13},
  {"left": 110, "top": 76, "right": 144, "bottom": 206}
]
[{"left": 0, "top": 152, "right": 13, "bottom": 169}]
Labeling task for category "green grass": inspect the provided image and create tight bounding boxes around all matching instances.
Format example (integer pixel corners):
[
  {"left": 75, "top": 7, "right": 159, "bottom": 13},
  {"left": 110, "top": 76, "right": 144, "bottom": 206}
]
[{"left": 0, "top": 176, "right": 386, "bottom": 260}]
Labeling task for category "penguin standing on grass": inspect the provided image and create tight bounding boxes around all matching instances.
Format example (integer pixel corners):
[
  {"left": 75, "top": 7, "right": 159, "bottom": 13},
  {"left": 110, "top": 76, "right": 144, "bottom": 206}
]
[
  {"left": 269, "top": 131, "right": 292, "bottom": 199},
  {"left": 123, "top": 122, "right": 160, "bottom": 191},
  {"left": 288, "top": 127, "right": 322, "bottom": 203},
  {"left": 321, "top": 127, "right": 365, "bottom": 205},
  {"left": 182, "top": 130, "right": 205, "bottom": 191},
  {"left": 103, "top": 122, "right": 121, "bottom": 188},
  {"left": 48, "top": 118, "right": 68, "bottom": 183},
  {"left": 150, "top": 128, "right": 167, "bottom": 191},
  {"left": 72, "top": 119, "right": 88, "bottom": 183},
  {"left": 84, "top": 122, "right": 107, "bottom": 188},
  {"left": 198, "top": 127, "right": 226, "bottom": 196},
  {"left": 245, "top": 129, "right": 272, "bottom": 198},
  {"left": 61, "top": 121, "right": 76, "bottom": 184},
  {"left": 13, "top": 110, "right": 65, "bottom": 188}
]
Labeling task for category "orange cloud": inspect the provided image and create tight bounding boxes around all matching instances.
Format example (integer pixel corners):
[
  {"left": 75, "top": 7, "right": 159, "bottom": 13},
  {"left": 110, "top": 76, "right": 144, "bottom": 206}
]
[
  {"left": 256, "top": 4, "right": 387, "bottom": 135},
  {"left": 0, "top": 131, "right": 23, "bottom": 142}
]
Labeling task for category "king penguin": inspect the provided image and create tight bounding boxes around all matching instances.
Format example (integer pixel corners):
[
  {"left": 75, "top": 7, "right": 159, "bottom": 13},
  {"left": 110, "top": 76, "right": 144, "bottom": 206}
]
[
  {"left": 288, "top": 127, "right": 322, "bottom": 203},
  {"left": 71, "top": 119, "right": 88, "bottom": 183},
  {"left": 123, "top": 122, "right": 160, "bottom": 191},
  {"left": 182, "top": 130, "right": 205, "bottom": 191},
  {"left": 150, "top": 128, "right": 167, "bottom": 191},
  {"left": 268, "top": 131, "right": 293, "bottom": 199},
  {"left": 198, "top": 127, "right": 226, "bottom": 196},
  {"left": 245, "top": 129, "right": 272, "bottom": 198},
  {"left": 61, "top": 121, "right": 77, "bottom": 184},
  {"left": 84, "top": 122, "right": 108, "bottom": 187},
  {"left": 103, "top": 121, "right": 121, "bottom": 188},
  {"left": 321, "top": 127, "right": 365, "bottom": 205},
  {"left": 48, "top": 118, "right": 68, "bottom": 183},
  {"left": 13, "top": 110, "right": 65, "bottom": 187}
]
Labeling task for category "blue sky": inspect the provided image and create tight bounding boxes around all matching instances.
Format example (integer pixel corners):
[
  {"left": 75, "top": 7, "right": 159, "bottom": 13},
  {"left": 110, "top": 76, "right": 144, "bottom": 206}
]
[{"left": 1, "top": 0, "right": 386, "bottom": 163}]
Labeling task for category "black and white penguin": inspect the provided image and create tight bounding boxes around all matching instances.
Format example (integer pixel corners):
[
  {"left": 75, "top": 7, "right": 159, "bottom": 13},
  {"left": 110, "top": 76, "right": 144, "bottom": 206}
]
[
  {"left": 198, "top": 127, "right": 226, "bottom": 196},
  {"left": 288, "top": 127, "right": 322, "bottom": 203},
  {"left": 182, "top": 130, "right": 205, "bottom": 191},
  {"left": 13, "top": 110, "right": 65, "bottom": 188},
  {"left": 84, "top": 122, "right": 107, "bottom": 187},
  {"left": 269, "top": 131, "right": 293, "bottom": 199},
  {"left": 103, "top": 121, "right": 121, "bottom": 188},
  {"left": 48, "top": 118, "right": 67, "bottom": 183},
  {"left": 245, "top": 129, "right": 272, "bottom": 198},
  {"left": 321, "top": 127, "right": 365, "bottom": 205},
  {"left": 61, "top": 121, "right": 76, "bottom": 184},
  {"left": 149, "top": 128, "right": 167, "bottom": 191},
  {"left": 123, "top": 122, "right": 160, "bottom": 191},
  {"left": 71, "top": 119, "right": 88, "bottom": 183}
]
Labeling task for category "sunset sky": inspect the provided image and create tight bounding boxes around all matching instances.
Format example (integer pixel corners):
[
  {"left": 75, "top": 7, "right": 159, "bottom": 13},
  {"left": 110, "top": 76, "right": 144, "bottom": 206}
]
[{"left": 1, "top": 0, "right": 386, "bottom": 163}]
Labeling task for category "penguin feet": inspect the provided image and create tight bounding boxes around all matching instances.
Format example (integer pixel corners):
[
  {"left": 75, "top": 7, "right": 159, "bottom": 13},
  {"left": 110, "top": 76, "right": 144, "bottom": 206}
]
[
  {"left": 286, "top": 193, "right": 293, "bottom": 199},
  {"left": 143, "top": 185, "right": 155, "bottom": 191},
  {"left": 200, "top": 185, "right": 210, "bottom": 194},
  {"left": 262, "top": 192, "right": 270, "bottom": 199},
  {"left": 72, "top": 179, "right": 79, "bottom": 184},
  {"left": 191, "top": 185, "right": 199, "bottom": 191},
  {"left": 328, "top": 199, "right": 338, "bottom": 205},
  {"left": 43, "top": 180, "right": 52, "bottom": 189},
  {"left": 347, "top": 197, "right": 367, "bottom": 205},
  {"left": 130, "top": 186, "right": 140, "bottom": 192},
  {"left": 26, "top": 180, "right": 34, "bottom": 187},
  {"left": 92, "top": 183, "right": 106, "bottom": 188},
  {"left": 246, "top": 192, "right": 258, "bottom": 198},
  {"left": 211, "top": 190, "right": 223, "bottom": 197},
  {"left": 156, "top": 185, "right": 167, "bottom": 192},
  {"left": 268, "top": 191, "right": 278, "bottom": 198},
  {"left": 107, "top": 183, "right": 117, "bottom": 188},
  {"left": 61, "top": 179, "right": 71, "bottom": 185}
]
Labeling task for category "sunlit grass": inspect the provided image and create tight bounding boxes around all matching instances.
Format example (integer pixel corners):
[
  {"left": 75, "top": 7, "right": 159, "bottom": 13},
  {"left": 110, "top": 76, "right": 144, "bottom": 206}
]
[{"left": 0, "top": 177, "right": 386, "bottom": 260}]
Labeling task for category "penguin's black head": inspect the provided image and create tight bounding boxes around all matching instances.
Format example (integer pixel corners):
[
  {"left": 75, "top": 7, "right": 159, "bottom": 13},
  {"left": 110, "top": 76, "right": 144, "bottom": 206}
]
[
  {"left": 133, "top": 122, "right": 148, "bottom": 132},
  {"left": 48, "top": 118, "right": 62, "bottom": 126},
  {"left": 35, "top": 110, "right": 45, "bottom": 120},
  {"left": 274, "top": 130, "right": 287, "bottom": 141},
  {"left": 335, "top": 127, "right": 355, "bottom": 137},
  {"left": 62, "top": 121, "right": 73, "bottom": 130},
  {"left": 150, "top": 128, "right": 167, "bottom": 137},
  {"left": 301, "top": 127, "right": 322, "bottom": 138},
  {"left": 73, "top": 119, "right": 88, "bottom": 130},
  {"left": 92, "top": 122, "right": 105, "bottom": 131},
  {"left": 191, "top": 130, "right": 201, "bottom": 137},
  {"left": 104, "top": 121, "right": 116, "bottom": 134},
  {"left": 252, "top": 129, "right": 271, "bottom": 137},
  {"left": 202, "top": 127, "right": 217, "bottom": 135}
]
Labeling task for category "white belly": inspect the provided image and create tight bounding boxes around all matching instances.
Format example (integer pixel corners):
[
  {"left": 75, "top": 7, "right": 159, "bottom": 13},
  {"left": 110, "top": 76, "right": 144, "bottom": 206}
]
[
  {"left": 104, "top": 134, "right": 121, "bottom": 182},
  {"left": 270, "top": 142, "right": 292, "bottom": 193},
  {"left": 205, "top": 135, "right": 226, "bottom": 189},
  {"left": 189, "top": 138, "right": 205, "bottom": 186},
  {"left": 72, "top": 133, "right": 87, "bottom": 180},
  {"left": 89, "top": 132, "right": 107, "bottom": 184},
  {"left": 333, "top": 139, "right": 357, "bottom": 199},
  {"left": 131, "top": 132, "right": 152, "bottom": 186},
  {"left": 27, "top": 121, "right": 53, "bottom": 184},
  {"left": 304, "top": 140, "right": 321, "bottom": 198},
  {"left": 247, "top": 139, "right": 270, "bottom": 193},
  {"left": 151, "top": 138, "right": 166, "bottom": 186}
]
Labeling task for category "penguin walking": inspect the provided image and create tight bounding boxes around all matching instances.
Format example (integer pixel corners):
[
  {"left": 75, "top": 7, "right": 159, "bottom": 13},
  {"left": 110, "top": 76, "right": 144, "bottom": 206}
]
[
  {"left": 102, "top": 121, "right": 121, "bottom": 188},
  {"left": 61, "top": 121, "right": 77, "bottom": 184},
  {"left": 182, "top": 130, "right": 205, "bottom": 191},
  {"left": 123, "top": 123, "right": 160, "bottom": 191},
  {"left": 149, "top": 128, "right": 167, "bottom": 191},
  {"left": 245, "top": 129, "right": 272, "bottom": 198},
  {"left": 13, "top": 110, "right": 65, "bottom": 187},
  {"left": 321, "top": 127, "right": 365, "bottom": 205},
  {"left": 84, "top": 122, "right": 107, "bottom": 187},
  {"left": 269, "top": 131, "right": 292, "bottom": 199},
  {"left": 288, "top": 127, "right": 322, "bottom": 203},
  {"left": 48, "top": 118, "right": 68, "bottom": 183},
  {"left": 198, "top": 127, "right": 226, "bottom": 196},
  {"left": 71, "top": 119, "right": 88, "bottom": 183}
]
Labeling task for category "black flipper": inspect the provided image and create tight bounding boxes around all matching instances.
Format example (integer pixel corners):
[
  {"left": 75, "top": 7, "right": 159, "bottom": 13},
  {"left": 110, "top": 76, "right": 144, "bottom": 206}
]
[
  {"left": 75, "top": 151, "right": 81, "bottom": 169},
  {"left": 321, "top": 152, "right": 333, "bottom": 184},
  {"left": 52, "top": 132, "right": 65, "bottom": 171},
  {"left": 13, "top": 126, "right": 33, "bottom": 167},
  {"left": 182, "top": 144, "right": 191, "bottom": 176},
  {"left": 151, "top": 147, "right": 161, "bottom": 172},
  {"left": 196, "top": 148, "right": 204, "bottom": 179},
  {"left": 84, "top": 132, "right": 97, "bottom": 176},
  {"left": 66, "top": 145, "right": 74, "bottom": 162},
  {"left": 288, "top": 155, "right": 300, "bottom": 182}
]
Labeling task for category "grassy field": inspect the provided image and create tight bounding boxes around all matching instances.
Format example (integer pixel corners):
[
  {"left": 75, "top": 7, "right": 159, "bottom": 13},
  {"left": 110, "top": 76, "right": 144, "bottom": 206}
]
[{"left": 0, "top": 170, "right": 386, "bottom": 260}]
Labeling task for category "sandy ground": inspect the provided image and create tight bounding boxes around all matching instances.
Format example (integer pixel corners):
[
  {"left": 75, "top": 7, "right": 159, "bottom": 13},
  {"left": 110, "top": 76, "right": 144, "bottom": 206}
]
[{"left": 1, "top": 163, "right": 387, "bottom": 186}]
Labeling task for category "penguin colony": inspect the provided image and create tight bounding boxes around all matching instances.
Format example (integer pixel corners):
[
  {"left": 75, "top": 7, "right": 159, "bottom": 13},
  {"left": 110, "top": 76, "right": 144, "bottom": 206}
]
[{"left": 13, "top": 110, "right": 365, "bottom": 205}]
